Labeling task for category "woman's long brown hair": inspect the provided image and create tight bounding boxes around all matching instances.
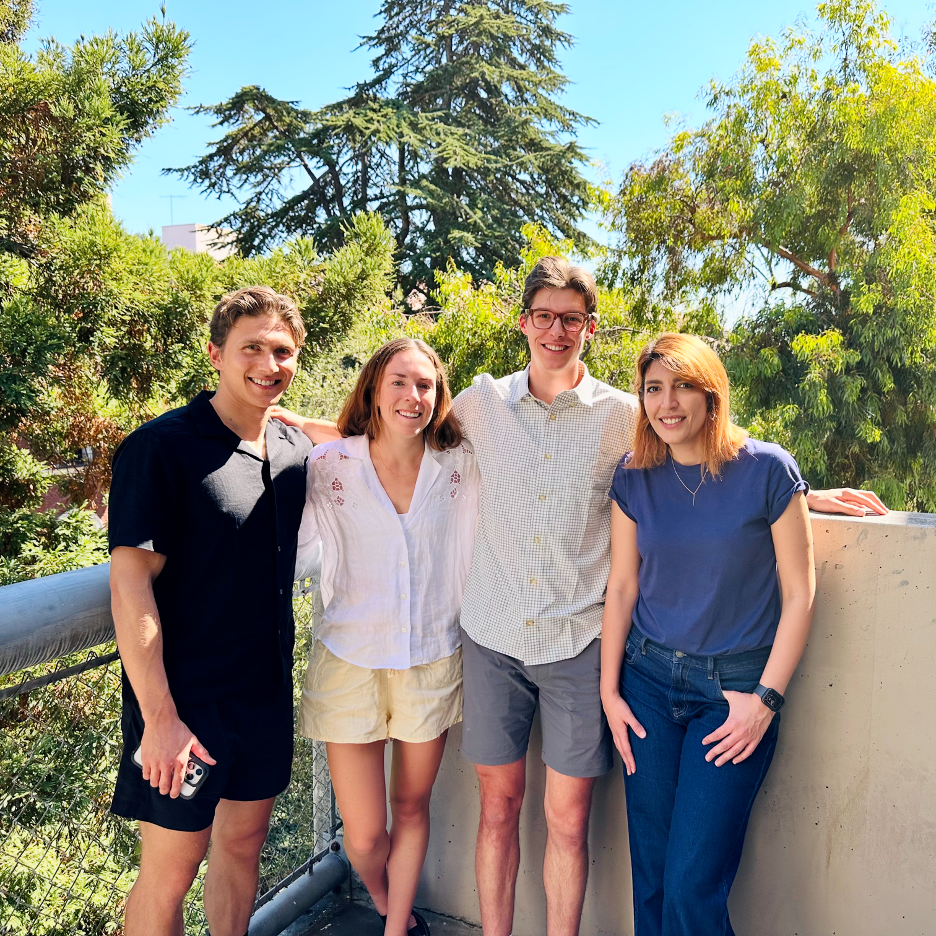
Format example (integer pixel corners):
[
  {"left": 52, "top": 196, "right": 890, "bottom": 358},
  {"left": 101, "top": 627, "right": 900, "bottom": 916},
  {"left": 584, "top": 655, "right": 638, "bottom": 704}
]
[
  {"left": 337, "top": 338, "right": 463, "bottom": 451},
  {"left": 629, "top": 333, "right": 747, "bottom": 477}
]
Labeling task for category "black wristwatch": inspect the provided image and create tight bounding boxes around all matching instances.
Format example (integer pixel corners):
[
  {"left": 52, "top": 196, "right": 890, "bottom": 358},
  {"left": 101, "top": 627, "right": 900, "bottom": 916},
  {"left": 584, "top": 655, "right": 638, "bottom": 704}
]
[{"left": 754, "top": 683, "right": 785, "bottom": 712}]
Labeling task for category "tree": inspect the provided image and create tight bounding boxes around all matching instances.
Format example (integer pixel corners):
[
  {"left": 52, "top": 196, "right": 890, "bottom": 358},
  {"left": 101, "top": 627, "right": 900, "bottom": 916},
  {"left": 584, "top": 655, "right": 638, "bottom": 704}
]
[
  {"left": 172, "top": 0, "right": 596, "bottom": 292},
  {"left": 602, "top": 0, "right": 936, "bottom": 511}
]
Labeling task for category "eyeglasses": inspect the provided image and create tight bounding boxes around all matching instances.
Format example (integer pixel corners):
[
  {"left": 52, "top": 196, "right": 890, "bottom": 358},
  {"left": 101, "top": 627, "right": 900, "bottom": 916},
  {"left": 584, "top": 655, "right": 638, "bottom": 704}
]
[{"left": 525, "top": 309, "right": 591, "bottom": 332}]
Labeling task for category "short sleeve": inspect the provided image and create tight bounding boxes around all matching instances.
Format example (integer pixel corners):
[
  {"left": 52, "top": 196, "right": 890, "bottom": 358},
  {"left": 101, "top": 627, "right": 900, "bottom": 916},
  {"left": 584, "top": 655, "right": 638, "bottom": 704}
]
[
  {"left": 451, "top": 386, "right": 478, "bottom": 442},
  {"left": 108, "top": 427, "right": 176, "bottom": 556},
  {"left": 608, "top": 455, "right": 637, "bottom": 522},
  {"left": 766, "top": 447, "right": 810, "bottom": 524},
  {"left": 294, "top": 459, "right": 321, "bottom": 581}
]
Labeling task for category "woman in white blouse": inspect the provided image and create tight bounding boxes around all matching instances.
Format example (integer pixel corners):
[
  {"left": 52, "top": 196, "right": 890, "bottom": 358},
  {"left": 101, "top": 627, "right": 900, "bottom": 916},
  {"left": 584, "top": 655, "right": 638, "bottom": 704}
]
[{"left": 277, "top": 338, "right": 478, "bottom": 936}]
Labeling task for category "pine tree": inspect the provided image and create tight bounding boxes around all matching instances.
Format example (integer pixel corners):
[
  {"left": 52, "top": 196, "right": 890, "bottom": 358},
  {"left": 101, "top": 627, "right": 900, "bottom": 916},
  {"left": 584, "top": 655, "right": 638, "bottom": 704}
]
[{"left": 173, "top": 0, "right": 595, "bottom": 292}]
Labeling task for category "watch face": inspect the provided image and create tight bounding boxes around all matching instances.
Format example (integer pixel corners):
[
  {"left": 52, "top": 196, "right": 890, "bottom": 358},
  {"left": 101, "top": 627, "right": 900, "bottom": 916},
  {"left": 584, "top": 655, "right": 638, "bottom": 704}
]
[{"left": 762, "top": 688, "right": 784, "bottom": 711}]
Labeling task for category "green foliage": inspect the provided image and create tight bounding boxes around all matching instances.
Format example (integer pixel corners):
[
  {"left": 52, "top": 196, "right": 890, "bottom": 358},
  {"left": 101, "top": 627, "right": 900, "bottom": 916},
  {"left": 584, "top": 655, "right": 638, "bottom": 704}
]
[
  {"left": 0, "top": 506, "right": 108, "bottom": 585},
  {"left": 0, "top": 442, "right": 49, "bottom": 509},
  {"left": 0, "top": 7, "right": 191, "bottom": 259},
  {"left": 172, "top": 0, "right": 596, "bottom": 290},
  {"left": 0, "top": 199, "right": 397, "bottom": 521},
  {"left": 0, "top": 0, "right": 33, "bottom": 46},
  {"left": 603, "top": 0, "right": 936, "bottom": 511}
]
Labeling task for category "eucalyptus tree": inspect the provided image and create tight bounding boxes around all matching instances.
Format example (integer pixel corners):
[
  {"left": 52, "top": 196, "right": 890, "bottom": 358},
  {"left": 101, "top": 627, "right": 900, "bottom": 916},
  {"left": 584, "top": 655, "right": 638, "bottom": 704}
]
[{"left": 603, "top": 0, "right": 936, "bottom": 510}]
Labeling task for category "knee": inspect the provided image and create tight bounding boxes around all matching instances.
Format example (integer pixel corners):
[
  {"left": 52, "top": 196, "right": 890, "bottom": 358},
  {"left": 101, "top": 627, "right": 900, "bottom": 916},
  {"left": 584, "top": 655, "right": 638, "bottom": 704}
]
[
  {"left": 478, "top": 789, "right": 523, "bottom": 833},
  {"left": 211, "top": 822, "right": 269, "bottom": 864},
  {"left": 343, "top": 823, "right": 388, "bottom": 859},
  {"left": 389, "top": 790, "right": 431, "bottom": 827},
  {"left": 544, "top": 798, "right": 590, "bottom": 850},
  {"left": 137, "top": 857, "right": 200, "bottom": 903}
]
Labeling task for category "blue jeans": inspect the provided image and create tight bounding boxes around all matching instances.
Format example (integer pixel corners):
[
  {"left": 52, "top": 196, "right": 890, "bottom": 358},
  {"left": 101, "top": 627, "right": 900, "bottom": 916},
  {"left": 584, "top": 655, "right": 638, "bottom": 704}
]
[{"left": 620, "top": 626, "right": 780, "bottom": 936}]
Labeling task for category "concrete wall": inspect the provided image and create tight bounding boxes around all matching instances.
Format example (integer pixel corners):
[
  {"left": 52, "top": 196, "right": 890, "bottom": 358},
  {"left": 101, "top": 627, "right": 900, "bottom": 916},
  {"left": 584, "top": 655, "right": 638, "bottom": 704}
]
[{"left": 416, "top": 511, "right": 936, "bottom": 935}]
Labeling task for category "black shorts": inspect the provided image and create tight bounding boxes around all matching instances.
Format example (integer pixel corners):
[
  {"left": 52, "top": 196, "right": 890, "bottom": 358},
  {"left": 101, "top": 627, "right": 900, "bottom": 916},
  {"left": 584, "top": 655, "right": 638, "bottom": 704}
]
[{"left": 111, "top": 679, "right": 294, "bottom": 832}]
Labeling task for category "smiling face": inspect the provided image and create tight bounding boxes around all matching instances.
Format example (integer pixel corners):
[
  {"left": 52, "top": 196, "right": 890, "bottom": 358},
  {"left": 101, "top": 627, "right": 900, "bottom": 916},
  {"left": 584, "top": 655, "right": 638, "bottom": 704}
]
[
  {"left": 374, "top": 348, "right": 438, "bottom": 440},
  {"left": 208, "top": 313, "right": 299, "bottom": 414},
  {"left": 519, "top": 287, "right": 596, "bottom": 379},
  {"left": 642, "top": 358, "right": 710, "bottom": 463}
]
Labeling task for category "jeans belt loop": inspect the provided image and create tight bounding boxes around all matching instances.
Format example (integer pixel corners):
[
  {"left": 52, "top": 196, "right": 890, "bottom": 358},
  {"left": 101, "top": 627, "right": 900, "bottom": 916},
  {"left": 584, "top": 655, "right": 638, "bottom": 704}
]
[
  {"left": 639, "top": 634, "right": 648, "bottom": 656},
  {"left": 707, "top": 655, "right": 715, "bottom": 680}
]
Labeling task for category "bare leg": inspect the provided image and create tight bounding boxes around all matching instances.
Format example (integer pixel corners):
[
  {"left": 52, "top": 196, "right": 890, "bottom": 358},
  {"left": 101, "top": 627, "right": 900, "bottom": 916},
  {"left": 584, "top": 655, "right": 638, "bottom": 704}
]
[
  {"left": 543, "top": 767, "right": 595, "bottom": 936},
  {"left": 384, "top": 733, "right": 448, "bottom": 936},
  {"left": 124, "top": 821, "right": 212, "bottom": 936},
  {"left": 327, "top": 741, "right": 392, "bottom": 915},
  {"left": 474, "top": 758, "right": 526, "bottom": 936},
  {"left": 203, "top": 797, "right": 277, "bottom": 936}
]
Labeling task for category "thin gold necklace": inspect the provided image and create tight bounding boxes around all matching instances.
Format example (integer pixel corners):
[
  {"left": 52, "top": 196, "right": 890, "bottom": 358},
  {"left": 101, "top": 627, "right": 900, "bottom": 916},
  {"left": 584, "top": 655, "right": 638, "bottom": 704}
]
[
  {"left": 372, "top": 441, "right": 421, "bottom": 478},
  {"left": 671, "top": 455, "right": 707, "bottom": 506}
]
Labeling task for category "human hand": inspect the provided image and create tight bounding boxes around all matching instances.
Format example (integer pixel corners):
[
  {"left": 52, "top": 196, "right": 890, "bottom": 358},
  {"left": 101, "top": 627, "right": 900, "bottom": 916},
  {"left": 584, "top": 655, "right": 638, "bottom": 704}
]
[
  {"left": 806, "top": 487, "right": 888, "bottom": 516},
  {"left": 268, "top": 406, "right": 307, "bottom": 429},
  {"left": 602, "top": 691, "right": 646, "bottom": 775},
  {"left": 702, "top": 691, "right": 774, "bottom": 766},
  {"left": 140, "top": 717, "right": 216, "bottom": 798}
]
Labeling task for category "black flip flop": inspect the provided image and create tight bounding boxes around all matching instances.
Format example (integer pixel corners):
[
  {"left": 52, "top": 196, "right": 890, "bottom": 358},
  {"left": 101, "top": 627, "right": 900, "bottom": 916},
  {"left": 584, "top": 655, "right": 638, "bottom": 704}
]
[{"left": 407, "top": 909, "right": 430, "bottom": 936}]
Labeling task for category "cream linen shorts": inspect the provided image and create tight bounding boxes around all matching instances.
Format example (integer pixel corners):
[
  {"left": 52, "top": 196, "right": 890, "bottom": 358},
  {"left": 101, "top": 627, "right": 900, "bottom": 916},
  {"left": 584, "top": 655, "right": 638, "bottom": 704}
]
[{"left": 299, "top": 641, "right": 463, "bottom": 744}]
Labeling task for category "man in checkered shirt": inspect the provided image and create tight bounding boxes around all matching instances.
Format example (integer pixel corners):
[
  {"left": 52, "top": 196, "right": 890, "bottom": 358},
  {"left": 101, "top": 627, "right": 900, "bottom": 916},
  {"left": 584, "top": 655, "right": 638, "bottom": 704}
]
[
  {"left": 451, "top": 256, "right": 634, "bottom": 936},
  {"left": 450, "top": 256, "right": 881, "bottom": 936}
]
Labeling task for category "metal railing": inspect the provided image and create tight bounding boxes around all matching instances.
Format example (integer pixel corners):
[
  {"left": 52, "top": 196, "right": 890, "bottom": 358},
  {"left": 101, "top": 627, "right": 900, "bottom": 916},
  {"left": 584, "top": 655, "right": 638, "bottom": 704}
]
[{"left": 0, "top": 567, "right": 344, "bottom": 936}]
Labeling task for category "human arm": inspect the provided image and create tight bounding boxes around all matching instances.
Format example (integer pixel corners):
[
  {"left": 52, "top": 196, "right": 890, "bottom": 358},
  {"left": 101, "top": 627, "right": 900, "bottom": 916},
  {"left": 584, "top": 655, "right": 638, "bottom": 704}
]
[
  {"left": 268, "top": 406, "right": 342, "bottom": 444},
  {"left": 295, "top": 464, "right": 322, "bottom": 582},
  {"left": 805, "top": 487, "right": 887, "bottom": 516},
  {"left": 600, "top": 501, "right": 646, "bottom": 775},
  {"left": 110, "top": 547, "right": 216, "bottom": 797},
  {"left": 703, "top": 491, "right": 816, "bottom": 766}
]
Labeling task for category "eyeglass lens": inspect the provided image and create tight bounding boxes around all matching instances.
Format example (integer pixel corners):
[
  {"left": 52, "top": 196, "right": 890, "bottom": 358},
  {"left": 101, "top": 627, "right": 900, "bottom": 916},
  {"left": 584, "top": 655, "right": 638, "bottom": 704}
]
[{"left": 528, "top": 311, "right": 588, "bottom": 331}]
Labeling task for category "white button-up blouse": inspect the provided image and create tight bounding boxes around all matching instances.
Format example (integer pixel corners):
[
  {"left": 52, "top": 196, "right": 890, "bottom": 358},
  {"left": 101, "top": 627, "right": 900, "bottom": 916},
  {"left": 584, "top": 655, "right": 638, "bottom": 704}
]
[{"left": 295, "top": 434, "right": 479, "bottom": 670}]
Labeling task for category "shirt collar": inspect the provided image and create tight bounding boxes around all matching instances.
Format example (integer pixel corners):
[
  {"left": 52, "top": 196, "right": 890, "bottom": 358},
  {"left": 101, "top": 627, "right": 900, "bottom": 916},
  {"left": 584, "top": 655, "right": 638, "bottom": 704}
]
[
  {"left": 188, "top": 390, "right": 239, "bottom": 441},
  {"left": 511, "top": 362, "right": 597, "bottom": 408}
]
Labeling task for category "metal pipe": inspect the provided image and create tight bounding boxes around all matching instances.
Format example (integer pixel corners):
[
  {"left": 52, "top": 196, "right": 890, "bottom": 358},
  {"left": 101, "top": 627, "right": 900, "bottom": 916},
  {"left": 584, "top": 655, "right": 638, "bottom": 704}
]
[
  {"left": 248, "top": 840, "right": 349, "bottom": 936},
  {"left": 0, "top": 563, "right": 114, "bottom": 677}
]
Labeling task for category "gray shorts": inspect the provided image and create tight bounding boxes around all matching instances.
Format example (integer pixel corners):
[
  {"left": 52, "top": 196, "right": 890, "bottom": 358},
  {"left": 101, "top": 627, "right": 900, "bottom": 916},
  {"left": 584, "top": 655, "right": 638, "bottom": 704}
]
[{"left": 460, "top": 629, "right": 612, "bottom": 778}]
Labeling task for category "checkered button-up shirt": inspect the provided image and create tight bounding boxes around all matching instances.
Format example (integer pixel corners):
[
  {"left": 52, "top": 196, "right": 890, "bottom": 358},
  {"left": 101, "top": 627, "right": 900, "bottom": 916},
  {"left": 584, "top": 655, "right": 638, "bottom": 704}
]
[{"left": 452, "top": 365, "right": 639, "bottom": 665}]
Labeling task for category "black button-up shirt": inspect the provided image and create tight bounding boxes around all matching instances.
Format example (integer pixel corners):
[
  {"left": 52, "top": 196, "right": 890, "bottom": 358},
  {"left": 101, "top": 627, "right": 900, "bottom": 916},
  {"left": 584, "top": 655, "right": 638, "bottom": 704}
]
[{"left": 109, "top": 391, "right": 311, "bottom": 702}]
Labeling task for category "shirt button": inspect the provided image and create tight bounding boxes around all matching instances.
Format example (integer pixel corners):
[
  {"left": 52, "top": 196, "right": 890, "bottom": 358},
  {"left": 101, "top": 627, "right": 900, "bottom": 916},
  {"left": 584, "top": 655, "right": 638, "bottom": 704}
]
[
  {"left": 544, "top": 454, "right": 552, "bottom": 460},
  {"left": 400, "top": 560, "right": 407, "bottom": 567},
  {"left": 279, "top": 589, "right": 283, "bottom": 595},
  {"left": 549, "top": 414, "right": 557, "bottom": 421},
  {"left": 400, "top": 594, "right": 407, "bottom": 600},
  {"left": 539, "top": 494, "right": 546, "bottom": 501},
  {"left": 526, "top": 619, "right": 535, "bottom": 627},
  {"left": 529, "top": 578, "right": 537, "bottom": 585},
  {"left": 533, "top": 536, "right": 541, "bottom": 544},
  {"left": 278, "top": 546, "right": 281, "bottom": 552},
  {"left": 402, "top": 627, "right": 408, "bottom": 633}
]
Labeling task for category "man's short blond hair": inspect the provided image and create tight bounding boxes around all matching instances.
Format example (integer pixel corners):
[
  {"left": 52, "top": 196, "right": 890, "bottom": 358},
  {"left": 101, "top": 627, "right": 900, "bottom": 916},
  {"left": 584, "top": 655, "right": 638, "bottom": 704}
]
[{"left": 209, "top": 286, "right": 306, "bottom": 349}]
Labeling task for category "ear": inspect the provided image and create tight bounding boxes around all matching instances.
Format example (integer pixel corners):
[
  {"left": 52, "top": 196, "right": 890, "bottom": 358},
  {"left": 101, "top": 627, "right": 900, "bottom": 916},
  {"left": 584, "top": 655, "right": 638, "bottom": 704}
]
[
  {"left": 518, "top": 312, "right": 530, "bottom": 336},
  {"left": 586, "top": 317, "right": 597, "bottom": 340},
  {"left": 207, "top": 341, "right": 222, "bottom": 372}
]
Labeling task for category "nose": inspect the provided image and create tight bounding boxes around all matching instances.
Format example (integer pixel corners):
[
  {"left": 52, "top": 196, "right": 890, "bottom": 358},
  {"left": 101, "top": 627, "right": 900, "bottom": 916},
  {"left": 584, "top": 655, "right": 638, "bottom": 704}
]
[{"left": 547, "top": 316, "right": 567, "bottom": 337}]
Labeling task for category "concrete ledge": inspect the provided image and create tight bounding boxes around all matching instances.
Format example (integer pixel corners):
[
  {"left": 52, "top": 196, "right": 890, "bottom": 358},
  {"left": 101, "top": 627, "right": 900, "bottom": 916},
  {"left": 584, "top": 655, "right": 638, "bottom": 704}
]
[{"left": 418, "top": 511, "right": 936, "bottom": 935}]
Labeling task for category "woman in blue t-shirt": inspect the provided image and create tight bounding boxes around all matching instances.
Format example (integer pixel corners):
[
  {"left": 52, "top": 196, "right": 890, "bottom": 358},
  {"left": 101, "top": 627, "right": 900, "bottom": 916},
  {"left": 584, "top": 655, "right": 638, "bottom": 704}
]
[{"left": 600, "top": 333, "right": 816, "bottom": 936}]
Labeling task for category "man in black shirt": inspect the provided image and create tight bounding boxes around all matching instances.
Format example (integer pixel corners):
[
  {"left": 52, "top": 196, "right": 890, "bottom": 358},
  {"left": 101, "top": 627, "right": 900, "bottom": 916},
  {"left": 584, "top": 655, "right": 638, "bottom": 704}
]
[{"left": 108, "top": 287, "right": 312, "bottom": 936}]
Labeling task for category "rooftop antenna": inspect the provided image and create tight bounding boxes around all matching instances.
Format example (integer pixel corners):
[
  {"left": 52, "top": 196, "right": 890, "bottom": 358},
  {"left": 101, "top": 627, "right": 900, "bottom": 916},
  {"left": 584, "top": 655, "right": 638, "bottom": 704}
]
[{"left": 160, "top": 194, "right": 187, "bottom": 226}]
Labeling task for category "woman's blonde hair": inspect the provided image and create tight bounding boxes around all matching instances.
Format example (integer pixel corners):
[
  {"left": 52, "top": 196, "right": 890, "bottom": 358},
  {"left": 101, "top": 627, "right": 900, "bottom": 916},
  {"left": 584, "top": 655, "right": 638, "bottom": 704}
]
[
  {"left": 337, "top": 338, "right": 462, "bottom": 451},
  {"left": 629, "top": 333, "right": 747, "bottom": 476}
]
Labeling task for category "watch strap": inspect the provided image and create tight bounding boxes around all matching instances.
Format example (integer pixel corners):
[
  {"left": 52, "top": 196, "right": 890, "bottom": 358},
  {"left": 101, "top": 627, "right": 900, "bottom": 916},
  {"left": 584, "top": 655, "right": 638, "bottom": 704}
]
[{"left": 755, "top": 683, "right": 785, "bottom": 712}]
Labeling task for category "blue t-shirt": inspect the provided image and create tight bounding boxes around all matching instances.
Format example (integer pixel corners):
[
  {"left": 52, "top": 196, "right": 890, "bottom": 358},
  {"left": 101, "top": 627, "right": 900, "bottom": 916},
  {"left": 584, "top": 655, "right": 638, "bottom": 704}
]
[{"left": 608, "top": 438, "right": 808, "bottom": 656}]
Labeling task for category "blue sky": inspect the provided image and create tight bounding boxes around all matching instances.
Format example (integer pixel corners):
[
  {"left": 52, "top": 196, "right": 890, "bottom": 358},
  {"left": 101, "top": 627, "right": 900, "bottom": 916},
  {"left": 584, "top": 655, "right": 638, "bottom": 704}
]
[{"left": 23, "top": 0, "right": 934, "bottom": 239}]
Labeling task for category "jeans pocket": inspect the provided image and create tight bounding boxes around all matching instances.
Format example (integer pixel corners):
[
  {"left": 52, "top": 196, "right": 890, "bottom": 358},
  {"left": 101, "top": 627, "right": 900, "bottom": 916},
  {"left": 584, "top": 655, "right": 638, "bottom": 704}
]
[
  {"left": 624, "top": 632, "right": 641, "bottom": 665},
  {"left": 715, "top": 666, "right": 762, "bottom": 697}
]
